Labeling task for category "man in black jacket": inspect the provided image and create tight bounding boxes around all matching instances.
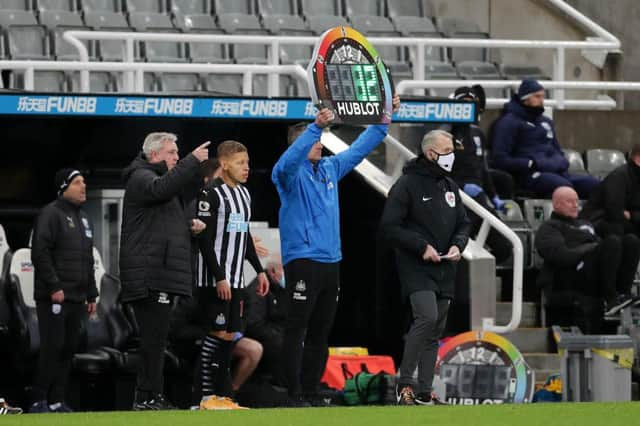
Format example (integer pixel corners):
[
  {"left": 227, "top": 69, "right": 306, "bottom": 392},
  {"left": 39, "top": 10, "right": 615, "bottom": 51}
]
[
  {"left": 380, "top": 130, "right": 470, "bottom": 406},
  {"left": 120, "top": 132, "right": 209, "bottom": 410},
  {"left": 30, "top": 169, "right": 98, "bottom": 413},
  {"left": 535, "top": 187, "right": 639, "bottom": 332},
  {"left": 581, "top": 144, "right": 640, "bottom": 237}
]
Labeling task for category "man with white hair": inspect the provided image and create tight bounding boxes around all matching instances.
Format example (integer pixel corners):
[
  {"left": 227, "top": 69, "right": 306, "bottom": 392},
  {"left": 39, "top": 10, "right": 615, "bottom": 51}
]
[
  {"left": 120, "top": 132, "right": 210, "bottom": 410},
  {"left": 380, "top": 129, "right": 470, "bottom": 406}
]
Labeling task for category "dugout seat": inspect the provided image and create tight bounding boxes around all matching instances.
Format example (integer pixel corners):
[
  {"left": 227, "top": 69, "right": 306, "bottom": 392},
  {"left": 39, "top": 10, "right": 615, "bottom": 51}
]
[
  {"left": 563, "top": 148, "right": 588, "bottom": 175},
  {"left": 585, "top": 148, "right": 626, "bottom": 179}
]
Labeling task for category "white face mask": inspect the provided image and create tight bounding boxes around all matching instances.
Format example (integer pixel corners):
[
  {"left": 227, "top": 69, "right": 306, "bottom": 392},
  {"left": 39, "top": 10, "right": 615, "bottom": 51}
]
[{"left": 434, "top": 151, "right": 455, "bottom": 172}]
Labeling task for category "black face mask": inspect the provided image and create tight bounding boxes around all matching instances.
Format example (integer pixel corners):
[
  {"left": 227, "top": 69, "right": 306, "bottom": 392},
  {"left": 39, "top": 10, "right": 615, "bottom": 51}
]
[{"left": 521, "top": 102, "right": 544, "bottom": 116}]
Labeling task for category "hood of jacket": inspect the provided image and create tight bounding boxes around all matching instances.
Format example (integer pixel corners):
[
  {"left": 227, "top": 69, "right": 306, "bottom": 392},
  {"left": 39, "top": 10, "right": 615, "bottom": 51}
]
[{"left": 122, "top": 152, "right": 168, "bottom": 182}]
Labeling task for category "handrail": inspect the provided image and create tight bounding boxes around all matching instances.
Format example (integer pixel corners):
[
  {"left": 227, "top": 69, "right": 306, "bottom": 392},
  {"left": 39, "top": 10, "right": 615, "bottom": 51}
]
[
  {"left": 397, "top": 79, "right": 640, "bottom": 110},
  {"left": 547, "top": 0, "right": 620, "bottom": 44},
  {"left": 59, "top": 10, "right": 622, "bottom": 101},
  {"left": 0, "top": 60, "right": 308, "bottom": 95},
  {"left": 325, "top": 130, "right": 524, "bottom": 333}
]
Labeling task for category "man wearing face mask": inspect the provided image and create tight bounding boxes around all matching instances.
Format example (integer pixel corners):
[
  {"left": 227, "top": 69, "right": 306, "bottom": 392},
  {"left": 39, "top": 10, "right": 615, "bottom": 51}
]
[
  {"left": 380, "top": 130, "right": 471, "bottom": 406},
  {"left": 491, "top": 79, "right": 599, "bottom": 198},
  {"left": 245, "top": 259, "right": 288, "bottom": 382}
]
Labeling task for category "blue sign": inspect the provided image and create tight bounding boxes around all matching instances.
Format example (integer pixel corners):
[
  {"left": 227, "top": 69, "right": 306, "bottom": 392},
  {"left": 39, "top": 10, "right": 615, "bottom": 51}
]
[{"left": 0, "top": 94, "right": 475, "bottom": 123}]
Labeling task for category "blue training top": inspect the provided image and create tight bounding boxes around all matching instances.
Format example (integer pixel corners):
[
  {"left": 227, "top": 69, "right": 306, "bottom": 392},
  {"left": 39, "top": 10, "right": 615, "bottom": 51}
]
[{"left": 271, "top": 123, "right": 388, "bottom": 265}]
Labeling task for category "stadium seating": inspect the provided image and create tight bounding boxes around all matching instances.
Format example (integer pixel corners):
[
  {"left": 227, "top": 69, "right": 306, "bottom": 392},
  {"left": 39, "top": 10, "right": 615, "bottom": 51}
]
[
  {"left": 157, "top": 72, "right": 201, "bottom": 92},
  {"left": 123, "top": 0, "right": 165, "bottom": 14},
  {"left": 203, "top": 72, "right": 243, "bottom": 95},
  {"left": 40, "top": 10, "right": 90, "bottom": 60},
  {"left": 36, "top": 0, "right": 76, "bottom": 11},
  {"left": 523, "top": 199, "right": 554, "bottom": 232},
  {"left": 563, "top": 148, "right": 588, "bottom": 175},
  {"left": 585, "top": 148, "right": 626, "bottom": 178},
  {"left": 69, "top": 70, "right": 117, "bottom": 92},
  {"left": 84, "top": 11, "right": 130, "bottom": 61},
  {"left": 128, "top": 12, "right": 184, "bottom": 62},
  {"left": 437, "top": 17, "right": 489, "bottom": 63},
  {"left": 79, "top": 0, "right": 121, "bottom": 13},
  {"left": 0, "top": 0, "right": 32, "bottom": 10},
  {"left": 0, "top": 10, "right": 49, "bottom": 60},
  {"left": 424, "top": 60, "right": 458, "bottom": 97}
]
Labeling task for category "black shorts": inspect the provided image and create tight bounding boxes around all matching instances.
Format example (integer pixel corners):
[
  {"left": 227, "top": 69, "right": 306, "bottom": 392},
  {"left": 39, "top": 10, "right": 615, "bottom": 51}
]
[{"left": 194, "top": 287, "right": 245, "bottom": 333}]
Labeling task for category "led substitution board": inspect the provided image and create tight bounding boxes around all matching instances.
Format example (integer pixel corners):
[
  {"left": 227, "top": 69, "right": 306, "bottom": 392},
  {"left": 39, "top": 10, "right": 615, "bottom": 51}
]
[
  {"left": 307, "top": 26, "right": 393, "bottom": 124},
  {"left": 436, "top": 331, "right": 535, "bottom": 405}
]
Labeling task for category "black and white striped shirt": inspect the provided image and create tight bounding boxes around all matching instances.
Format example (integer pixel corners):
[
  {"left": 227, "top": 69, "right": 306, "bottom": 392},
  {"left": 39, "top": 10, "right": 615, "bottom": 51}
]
[{"left": 195, "top": 180, "right": 262, "bottom": 289}]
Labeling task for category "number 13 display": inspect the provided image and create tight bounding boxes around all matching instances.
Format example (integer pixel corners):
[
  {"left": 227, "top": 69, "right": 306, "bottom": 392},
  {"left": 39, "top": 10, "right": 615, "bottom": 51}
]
[{"left": 307, "top": 26, "right": 393, "bottom": 124}]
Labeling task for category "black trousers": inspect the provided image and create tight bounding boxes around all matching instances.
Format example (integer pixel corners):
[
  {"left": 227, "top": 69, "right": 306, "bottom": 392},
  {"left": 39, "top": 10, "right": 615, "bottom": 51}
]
[
  {"left": 281, "top": 259, "right": 339, "bottom": 396},
  {"left": 34, "top": 301, "right": 85, "bottom": 404},
  {"left": 581, "top": 234, "right": 640, "bottom": 301},
  {"left": 131, "top": 292, "right": 174, "bottom": 398},
  {"left": 398, "top": 291, "right": 450, "bottom": 393}
]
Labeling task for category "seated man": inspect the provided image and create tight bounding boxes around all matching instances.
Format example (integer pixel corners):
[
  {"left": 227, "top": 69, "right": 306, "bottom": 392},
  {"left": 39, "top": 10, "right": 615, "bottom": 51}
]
[
  {"left": 535, "top": 187, "right": 640, "bottom": 333},
  {"left": 581, "top": 143, "right": 640, "bottom": 237},
  {"left": 168, "top": 296, "right": 263, "bottom": 406},
  {"left": 244, "top": 259, "right": 287, "bottom": 383},
  {"left": 491, "top": 79, "right": 599, "bottom": 198}
]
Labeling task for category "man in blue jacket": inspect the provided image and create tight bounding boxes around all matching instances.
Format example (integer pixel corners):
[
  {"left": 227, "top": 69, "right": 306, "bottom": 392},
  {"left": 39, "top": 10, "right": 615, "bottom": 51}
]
[
  {"left": 491, "top": 79, "right": 598, "bottom": 198},
  {"left": 272, "top": 96, "right": 399, "bottom": 405}
]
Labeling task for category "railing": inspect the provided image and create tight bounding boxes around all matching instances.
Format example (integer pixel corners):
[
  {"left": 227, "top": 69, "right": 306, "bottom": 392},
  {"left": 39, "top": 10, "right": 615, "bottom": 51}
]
[
  {"left": 397, "top": 80, "right": 640, "bottom": 109},
  {"left": 57, "top": 27, "right": 620, "bottom": 102},
  {"left": 322, "top": 130, "right": 524, "bottom": 334}
]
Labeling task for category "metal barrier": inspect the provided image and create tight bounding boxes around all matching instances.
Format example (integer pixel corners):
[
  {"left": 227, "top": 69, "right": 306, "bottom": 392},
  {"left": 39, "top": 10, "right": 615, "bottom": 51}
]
[{"left": 322, "top": 130, "right": 524, "bottom": 333}]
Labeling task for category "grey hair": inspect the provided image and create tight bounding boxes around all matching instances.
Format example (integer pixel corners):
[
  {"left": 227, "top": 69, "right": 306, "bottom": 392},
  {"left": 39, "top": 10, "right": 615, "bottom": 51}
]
[
  {"left": 420, "top": 129, "right": 453, "bottom": 154},
  {"left": 142, "top": 132, "right": 177, "bottom": 158}
]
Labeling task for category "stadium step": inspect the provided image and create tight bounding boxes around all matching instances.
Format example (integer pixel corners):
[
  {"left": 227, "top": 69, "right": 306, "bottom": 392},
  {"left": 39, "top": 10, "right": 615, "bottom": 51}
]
[
  {"left": 496, "top": 302, "right": 538, "bottom": 328},
  {"left": 523, "top": 353, "right": 561, "bottom": 371},
  {"left": 502, "top": 327, "right": 552, "bottom": 353}
]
